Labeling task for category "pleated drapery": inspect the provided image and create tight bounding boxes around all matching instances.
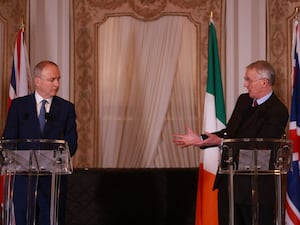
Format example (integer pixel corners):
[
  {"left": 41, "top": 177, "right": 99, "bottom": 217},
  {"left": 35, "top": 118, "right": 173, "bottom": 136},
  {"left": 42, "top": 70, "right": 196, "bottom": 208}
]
[{"left": 98, "top": 16, "right": 202, "bottom": 168}]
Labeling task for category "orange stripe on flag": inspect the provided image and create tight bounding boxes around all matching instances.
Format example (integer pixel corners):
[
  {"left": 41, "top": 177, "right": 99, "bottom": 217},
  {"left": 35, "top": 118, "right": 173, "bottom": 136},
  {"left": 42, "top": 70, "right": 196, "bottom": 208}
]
[{"left": 195, "top": 163, "right": 218, "bottom": 225}]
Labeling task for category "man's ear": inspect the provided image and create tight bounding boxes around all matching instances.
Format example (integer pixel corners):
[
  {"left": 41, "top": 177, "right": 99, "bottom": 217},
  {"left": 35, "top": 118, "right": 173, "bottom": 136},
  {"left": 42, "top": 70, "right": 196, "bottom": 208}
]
[{"left": 34, "top": 77, "right": 40, "bottom": 86}]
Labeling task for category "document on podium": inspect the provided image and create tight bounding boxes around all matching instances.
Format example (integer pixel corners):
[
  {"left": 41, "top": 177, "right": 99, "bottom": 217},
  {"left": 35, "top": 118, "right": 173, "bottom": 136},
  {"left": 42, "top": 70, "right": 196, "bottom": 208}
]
[
  {"left": 2, "top": 149, "right": 71, "bottom": 175},
  {"left": 238, "top": 149, "right": 271, "bottom": 171}
]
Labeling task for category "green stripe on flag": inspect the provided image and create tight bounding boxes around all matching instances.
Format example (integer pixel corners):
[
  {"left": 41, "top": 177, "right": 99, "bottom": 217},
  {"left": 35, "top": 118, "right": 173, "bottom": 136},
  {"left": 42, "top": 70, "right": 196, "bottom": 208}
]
[{"left": 206, "top": 20, "right": 226, "bottom": 125}]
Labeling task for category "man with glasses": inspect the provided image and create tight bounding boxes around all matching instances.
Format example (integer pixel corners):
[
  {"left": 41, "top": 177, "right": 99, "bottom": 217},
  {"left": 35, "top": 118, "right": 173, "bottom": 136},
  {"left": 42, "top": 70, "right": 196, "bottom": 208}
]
[{"left": 174, "top": 60, "right": 288, "bottom": 225}]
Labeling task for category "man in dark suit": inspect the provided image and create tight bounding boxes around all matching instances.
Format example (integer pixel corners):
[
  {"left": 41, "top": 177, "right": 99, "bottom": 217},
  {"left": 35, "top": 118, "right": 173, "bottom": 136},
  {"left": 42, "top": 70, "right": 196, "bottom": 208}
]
[
  {"left": 2, "top": 60, "right": 78, "bottom": 225},
  {"left": 174, "top": 60, "right": 289, "bottom": 225}
]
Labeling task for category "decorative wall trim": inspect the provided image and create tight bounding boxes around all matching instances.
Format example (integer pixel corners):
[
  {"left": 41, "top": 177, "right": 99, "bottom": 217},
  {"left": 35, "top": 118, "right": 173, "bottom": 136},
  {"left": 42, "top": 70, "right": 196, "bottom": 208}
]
[
  {"left": 267, "top": 0, "right": 300, "bottom": 115},
  {"left": 72, "top": 0, "right": 224, "bottom": 168}
]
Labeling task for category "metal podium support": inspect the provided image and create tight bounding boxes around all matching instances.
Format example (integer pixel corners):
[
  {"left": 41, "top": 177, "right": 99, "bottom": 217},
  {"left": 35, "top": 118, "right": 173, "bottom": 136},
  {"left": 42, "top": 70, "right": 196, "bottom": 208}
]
[
  {"left": 219, "top": 138, "right": 292, "bottom": 225},
  {"left": 0, "top": 139, "right": 73, "bottom": 225}
]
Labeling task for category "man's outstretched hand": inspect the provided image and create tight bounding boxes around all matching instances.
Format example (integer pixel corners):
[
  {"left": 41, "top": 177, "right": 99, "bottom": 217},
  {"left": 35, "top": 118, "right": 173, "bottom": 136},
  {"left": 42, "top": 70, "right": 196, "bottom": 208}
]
[
  {"left": 173, "top": 126, "right": 203, "bottom": 148},
  {"left": 173, "top": 126, "right": 222, "bottom": 148}
]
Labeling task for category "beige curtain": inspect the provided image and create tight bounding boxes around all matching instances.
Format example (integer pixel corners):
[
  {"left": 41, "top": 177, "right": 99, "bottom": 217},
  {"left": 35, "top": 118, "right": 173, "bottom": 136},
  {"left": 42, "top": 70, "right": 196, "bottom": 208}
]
[
  {"left": 98, "top": 16, "right": 202, "bottom": 168},
  {"left": 0, "top": 21, "right": 4, "bottom": 115}
]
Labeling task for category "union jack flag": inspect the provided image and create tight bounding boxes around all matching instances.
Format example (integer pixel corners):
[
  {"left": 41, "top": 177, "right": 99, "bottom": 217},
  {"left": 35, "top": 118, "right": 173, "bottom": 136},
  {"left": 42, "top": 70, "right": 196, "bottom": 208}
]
[
  {"left": 1, "top": 24, "right": 32, "bottom": 225},
  {"left": 286, "top": 19, "right": 300, "bottom": 225},
  {"left": 7, "top": 24, "right": 32, "bottom": 108}
]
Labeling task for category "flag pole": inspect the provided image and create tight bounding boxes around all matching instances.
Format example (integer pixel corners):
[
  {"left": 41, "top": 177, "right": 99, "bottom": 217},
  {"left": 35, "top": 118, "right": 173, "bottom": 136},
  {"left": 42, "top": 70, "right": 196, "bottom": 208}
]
[
  {"left": 195, "top": 13, "right": 226, "bottom": 225},
  {"left": 20, "top": 17, "right": 25, "bottom": 32}
]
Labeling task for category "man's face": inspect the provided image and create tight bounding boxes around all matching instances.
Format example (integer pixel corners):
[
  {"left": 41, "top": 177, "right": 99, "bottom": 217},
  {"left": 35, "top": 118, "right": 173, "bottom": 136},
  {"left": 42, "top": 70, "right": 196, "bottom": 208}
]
[
  {"left": 35, "top": 64, "right": 60, "bottom": 99},
  {"left": 243, "top": 68, "right": 267, "bottom": 99}
]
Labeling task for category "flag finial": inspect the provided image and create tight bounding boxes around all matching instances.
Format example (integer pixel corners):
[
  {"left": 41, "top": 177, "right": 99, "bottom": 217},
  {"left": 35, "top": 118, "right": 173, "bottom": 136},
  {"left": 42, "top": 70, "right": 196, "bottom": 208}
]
[
  {"left": 210, "top": 11, "right": 213, "bottom": 19},
  {"left": 20, "top": 17, "right": 25, "bottom": 31},
  {"left": 296, "top": 7, "right": 300, "bottom": 19},
  {"left": 294, "top": 7, "right": 300, "bottom": 21}
]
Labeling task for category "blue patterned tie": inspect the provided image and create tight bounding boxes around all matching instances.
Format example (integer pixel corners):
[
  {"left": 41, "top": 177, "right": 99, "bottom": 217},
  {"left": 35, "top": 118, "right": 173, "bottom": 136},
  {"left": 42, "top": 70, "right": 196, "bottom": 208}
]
[{"left": 39, "top": 100, "right": 47, "bottom": 132}]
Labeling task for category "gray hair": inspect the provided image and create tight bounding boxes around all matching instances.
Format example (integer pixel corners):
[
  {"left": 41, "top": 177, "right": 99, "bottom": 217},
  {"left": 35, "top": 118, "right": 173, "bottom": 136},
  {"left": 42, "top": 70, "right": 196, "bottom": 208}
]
[{"left": 246, "top": 60, "right": 275, "bottom": 85}]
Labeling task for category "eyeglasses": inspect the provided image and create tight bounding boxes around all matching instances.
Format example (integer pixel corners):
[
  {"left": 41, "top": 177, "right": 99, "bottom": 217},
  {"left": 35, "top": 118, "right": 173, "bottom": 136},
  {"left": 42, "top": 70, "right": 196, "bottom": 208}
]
[{"left": 244, "top": 77, "right": 267, "bottom": 84}]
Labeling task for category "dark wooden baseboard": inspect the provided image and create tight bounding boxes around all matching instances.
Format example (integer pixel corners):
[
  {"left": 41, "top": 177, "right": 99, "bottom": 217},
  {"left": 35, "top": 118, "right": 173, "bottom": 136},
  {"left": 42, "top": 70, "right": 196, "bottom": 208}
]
[{"left": 65, "top": 168, "right": 199, "bottom": 225}]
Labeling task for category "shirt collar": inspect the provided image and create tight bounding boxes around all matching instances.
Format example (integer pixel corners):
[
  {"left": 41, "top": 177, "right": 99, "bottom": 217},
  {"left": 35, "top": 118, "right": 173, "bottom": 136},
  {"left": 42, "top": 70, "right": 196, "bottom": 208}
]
[
  {"left": 35, "top": 92, "right": 53, "bottom": 105},
  {"left": 256, "top": 91, "right": 272, "bottom": 105}
]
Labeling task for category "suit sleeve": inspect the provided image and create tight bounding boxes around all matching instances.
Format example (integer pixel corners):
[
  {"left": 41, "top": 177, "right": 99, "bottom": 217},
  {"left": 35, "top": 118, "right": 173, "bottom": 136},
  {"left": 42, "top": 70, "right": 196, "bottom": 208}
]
[
  {"left": 64, "top": 103, "right": 78, "bottom": 156},
  {"left": 213, "top": 94, "right": 247, "bottom": 138},
  {"left": 2, "top": 101, "right": 19, "bottom": 139}
]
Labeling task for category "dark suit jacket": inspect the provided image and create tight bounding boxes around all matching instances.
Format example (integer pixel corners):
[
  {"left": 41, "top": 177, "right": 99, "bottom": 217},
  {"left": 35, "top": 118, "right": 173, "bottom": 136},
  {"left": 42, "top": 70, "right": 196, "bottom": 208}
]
[
  {"left": 2, "top": 93, "right": 78, "bottom": 225},
  {"left": 2, "top": 93, "right": 78, "bottom": 155},
  {"left": 213, "top": 93, "right": 289, "bottom": 204}
]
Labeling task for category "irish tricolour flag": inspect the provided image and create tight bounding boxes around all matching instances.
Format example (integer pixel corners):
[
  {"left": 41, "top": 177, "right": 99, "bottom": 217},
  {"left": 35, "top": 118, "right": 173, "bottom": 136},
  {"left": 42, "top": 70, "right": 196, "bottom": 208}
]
[{"left": 195, "top": 19, "right": 226, "bottom": 225}]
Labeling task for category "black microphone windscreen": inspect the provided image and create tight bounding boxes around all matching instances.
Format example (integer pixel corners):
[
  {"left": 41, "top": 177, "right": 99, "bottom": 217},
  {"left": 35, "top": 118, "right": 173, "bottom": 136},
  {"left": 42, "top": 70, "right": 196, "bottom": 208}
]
[
  {"left": 23, "top": 112, "right": 29, "bottom": 120},
  {"left": 45, "top": 112, "right": 50, "bottom": 121}
]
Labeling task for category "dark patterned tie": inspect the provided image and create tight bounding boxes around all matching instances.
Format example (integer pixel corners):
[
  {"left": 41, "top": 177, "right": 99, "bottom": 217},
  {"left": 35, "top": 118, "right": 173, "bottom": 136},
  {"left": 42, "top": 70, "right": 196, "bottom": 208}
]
[
  {"left": 39, "top": 100, "right": 47, "bottom": 132},
  {"left": 253, "top": 100, "right": 258, "bottom": 107}
]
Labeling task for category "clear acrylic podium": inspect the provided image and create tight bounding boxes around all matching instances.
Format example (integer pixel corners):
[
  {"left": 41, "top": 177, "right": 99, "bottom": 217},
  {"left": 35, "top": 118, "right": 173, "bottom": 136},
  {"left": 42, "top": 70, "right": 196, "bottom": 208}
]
[
  {"left": 0, "top": 139, "right": 73, "bottom": 225},
  {"left": 219, "top": 138, "right": 292, "bottom": 225}
]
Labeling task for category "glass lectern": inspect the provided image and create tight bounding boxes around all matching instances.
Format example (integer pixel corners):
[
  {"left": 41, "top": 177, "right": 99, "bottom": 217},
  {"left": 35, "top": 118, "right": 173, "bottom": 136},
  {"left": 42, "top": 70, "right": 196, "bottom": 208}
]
[
  {"left": 0, "top": 139, "right": 73, "bottom": 225},
  {"left": 219, "top": 138, "right": 292, "bottom": 225}
]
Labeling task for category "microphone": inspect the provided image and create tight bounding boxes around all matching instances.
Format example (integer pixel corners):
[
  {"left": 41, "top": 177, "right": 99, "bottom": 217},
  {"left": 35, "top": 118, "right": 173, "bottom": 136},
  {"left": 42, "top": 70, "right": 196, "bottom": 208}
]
[
  {"left": 23, "top": 112, "right": 29, "bottom": 120},
  {"left": 45, "top": 112, "right": 52, "bottom": 121}
]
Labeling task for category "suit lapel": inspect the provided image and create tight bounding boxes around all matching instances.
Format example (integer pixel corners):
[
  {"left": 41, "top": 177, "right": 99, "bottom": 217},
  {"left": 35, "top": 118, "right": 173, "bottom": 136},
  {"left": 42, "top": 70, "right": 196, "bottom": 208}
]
[
  {"left": 48, "top": 96, "right": 60, "bottom": 119},
  {"left": 43, "top": 96, "right": 60, "bottom": 134},
  {"left": 24, "top": 94, "right": 42, "bottom": 136},
  {"left": 28, "top": 94, "right": 40, "bottom": 125},
  {"left": 235, "top": 94, "right": 275, "bottom": 137}
]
